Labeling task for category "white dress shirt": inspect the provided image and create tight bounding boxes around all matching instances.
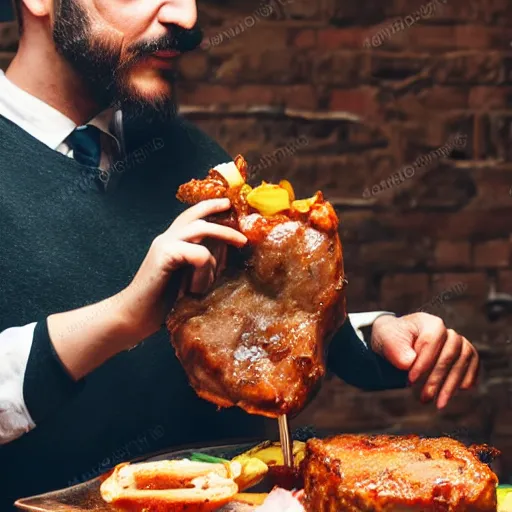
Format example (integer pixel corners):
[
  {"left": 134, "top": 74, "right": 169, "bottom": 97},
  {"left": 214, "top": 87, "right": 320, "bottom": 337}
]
[
  {"left": 0, "top": 70, "right": 119, "bottom": 172},
  {"left": 0, "top": 69, "right": 394, "bottom": 445}
]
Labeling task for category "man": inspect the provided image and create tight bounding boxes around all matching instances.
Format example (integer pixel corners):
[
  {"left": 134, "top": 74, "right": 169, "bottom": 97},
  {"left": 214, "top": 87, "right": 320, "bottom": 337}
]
[{"left": 0, "top": 0, "right": 478, "bottom": 507}]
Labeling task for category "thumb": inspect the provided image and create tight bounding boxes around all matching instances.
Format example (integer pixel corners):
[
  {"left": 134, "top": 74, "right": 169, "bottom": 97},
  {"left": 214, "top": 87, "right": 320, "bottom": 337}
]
[
  {"left": 372, "top": 317, "right": 417, "bottom": 370},
  {"left": 385, "top": 342, "right": 417, "bottom": 370}
]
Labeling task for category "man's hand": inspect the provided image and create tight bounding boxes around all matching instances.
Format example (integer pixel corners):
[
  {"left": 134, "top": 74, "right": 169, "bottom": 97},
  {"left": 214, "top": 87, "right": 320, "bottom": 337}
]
[
  {"left": 48, "top": 198, "right": 246, "bottom": 380},
  {"left": 371, "top": 313, "right": 479, "bottom": 409},
  {"left": 123, "top": 198, "right": 246, "bottom": 340}
]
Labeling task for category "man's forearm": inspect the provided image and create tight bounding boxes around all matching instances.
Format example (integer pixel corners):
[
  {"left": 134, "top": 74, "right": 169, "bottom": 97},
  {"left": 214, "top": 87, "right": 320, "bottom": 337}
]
[
  {"left": 17, "top": 290, "right": 152, "bottom": 443},
  {"left": 0, "top": 293, "right": 140, "bottom": 446},
  {"left": 47, "top": 288, "right": 144, "bottom": 381}
]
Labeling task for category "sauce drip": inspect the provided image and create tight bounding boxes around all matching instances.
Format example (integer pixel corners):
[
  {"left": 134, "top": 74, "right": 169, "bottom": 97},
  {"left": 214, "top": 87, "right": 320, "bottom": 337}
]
[{"left": 268, "top": 465, "right": 304, "bottom": 490}]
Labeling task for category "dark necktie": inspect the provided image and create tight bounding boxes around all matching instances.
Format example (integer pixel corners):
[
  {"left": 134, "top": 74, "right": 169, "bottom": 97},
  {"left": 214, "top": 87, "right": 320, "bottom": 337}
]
[{"left": 67, "top": 125, "right": 102, "bottom": 168}]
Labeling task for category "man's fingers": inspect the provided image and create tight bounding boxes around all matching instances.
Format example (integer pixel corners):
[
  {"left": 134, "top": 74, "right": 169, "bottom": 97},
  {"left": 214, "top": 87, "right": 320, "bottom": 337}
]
[
  {"left": 156, "top": 239, "right": 213, "bottom": 271},
  {"left": 460, "top": 342, "right": 479, "bottom": 390},
  {"left": 436, "top": 339, "right": 474, "bottom": 409},
  {"left": 178, "top": 219, "right": 247, "bottom": 247},
  {"left": 157, "top": 241, "right": 214, "bottom": 300},
  {"left": 408, "top": 316, "right": 447, "bottom": 383},
  {"left": 189, "top": 265, "right": 216, "bottom": 295},
  {"left": 175, "top": 242, "right": 216, "bottom": 295},
  {"left": 370, "top": 315, "right": 417, "bottom": 370},
  {"left": 211, "top": 242, "right": 228, "bottom": 279},
  {"left": 420, "top": 329, "right": 462, "bottom": 403},
  {"left": 170, "top": 198, "right": 231, "bottom": 230}
]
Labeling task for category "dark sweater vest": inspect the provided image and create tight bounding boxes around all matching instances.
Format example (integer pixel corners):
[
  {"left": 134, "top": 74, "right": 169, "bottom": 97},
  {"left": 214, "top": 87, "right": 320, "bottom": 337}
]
[{"left": 0, "top": 114, "right": 405, "bottom": 507}]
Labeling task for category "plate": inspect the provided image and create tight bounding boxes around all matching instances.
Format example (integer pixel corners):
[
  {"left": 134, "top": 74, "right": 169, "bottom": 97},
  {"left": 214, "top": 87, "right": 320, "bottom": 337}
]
[
  {"left": 14, "top": 441, "right": 261, "bottom": 511},
  {"left": 14, "top": 429, "right": 497, "bottom": 511}
]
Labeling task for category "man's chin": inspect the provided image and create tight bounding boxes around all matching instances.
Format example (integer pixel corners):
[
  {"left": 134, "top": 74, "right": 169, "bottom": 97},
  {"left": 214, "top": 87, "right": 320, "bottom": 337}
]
[{"left": 117, "top": 76, "right": 177, "bottom": 123}]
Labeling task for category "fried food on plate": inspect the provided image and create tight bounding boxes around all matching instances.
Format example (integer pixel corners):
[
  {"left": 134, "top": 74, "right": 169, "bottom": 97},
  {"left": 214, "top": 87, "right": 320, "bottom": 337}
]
[
  {"left": 100, "top": 459, "right": 241, "bottom": 511},
  {"left": 302, "top": 434, "right": 499, "bottom": 512}
]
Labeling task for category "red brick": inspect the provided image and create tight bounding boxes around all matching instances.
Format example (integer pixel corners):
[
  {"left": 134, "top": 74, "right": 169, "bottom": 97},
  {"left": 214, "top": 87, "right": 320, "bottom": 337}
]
[
  {"left": 484, "top": 113, "right": 512, "bottom": 162},
  {"left": 381, "top": 273, "right": 430, "bottom": 310},
  {"left": 283, "top": 152, "right": 396, "bottom": 204},
  {"left": 178, "top": 84, "right": 319, "bottom": 109},
  {"left": 370, "top": 53, "right": 431, "bottom": 81},
  {"left": 455, "top": 25, "right": 500, "bottom": 50},
  {"left": 317, "top": 28, "right": 366, "bottom": 50},
  {"left": 178, "top": 52, "right": 209, "bottom": 81},
  {"left": 474, "top": 239, "right": 511, "bottom": 268},
  {"left": 329, "top": 87, "right": 380, "bottom": 117},
  {"left": 359, "top": 240, "right": 430, "bottom": 270},
  {"left": 281, "top": 85, "right": 318, "bottom": 110},
  {"left": 344, "top": 275, "right": 368, "bottom": 310},
  {"left": 292, "top": 29, "right": 317, "bottom": 49},
  {"left": 213, "top": 50, "right": 311, "bottom": 85},
  {"left": 313, "top": 51, "right": 366, "bottom": 85},
  {"left": 481, "top": 0, "right": 512, "bottom": 24},
  {"left": 194, "top": 118, "right": 267, "bottom": 157},
  {"left": 469, "top": 87, "right": 512, "bottom": 110},
  {"left": 500, "top": 270, "right": 512, "bottom": 293},
  {"left": 420, "top": 0, "right": 480, "bottom": 23},
  {"left": 211, "top": 54, "right": 245, "bottom": 85},
  {"left": 6, "top": 0, "right": 512, "bottom": 482},
  {"left": 374, "top": 210, "right": 512, "bottom": 240},
  {"left": 405, "top": 26, "right": 458, "bottom": 51},
  {"left": 284, "top": 0, "right": 323, "bottom": 20},
  {"left": 431, "top": 273, "right": 486, "bottom": 299},
  {"left": 418, "top": 86, "right": 469, "bottom": 111},
  {"left": 178, "top": 84, "right": 275, "bottom": 106},
  {"left": 466, "top": 165, "right": 512, "bottom": 210},
  {"left": 395, "top": 167, "right": 475, "bottom": 211},
  {"left": 326, "top": 0, "right": 403, "bottom": 24},
  {"left": 202, "top": 26, "right": 288, "bottom": 55},
  {"left": 435, "top": 241, "right": 471, "bottom": 268},
  {"left": 433, "top": 52, "right": 504, "bottom": 85}
]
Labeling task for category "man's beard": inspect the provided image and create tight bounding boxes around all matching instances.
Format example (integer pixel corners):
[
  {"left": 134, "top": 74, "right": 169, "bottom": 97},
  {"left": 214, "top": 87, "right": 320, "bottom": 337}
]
[{"left": 52, "top": 0, "right": 203, "bottom": 122}]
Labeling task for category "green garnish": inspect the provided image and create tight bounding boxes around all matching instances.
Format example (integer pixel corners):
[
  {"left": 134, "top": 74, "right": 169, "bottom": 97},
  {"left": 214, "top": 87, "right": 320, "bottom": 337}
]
[{"left": 190, "top": 452, "right": 229, "bottom": 464}]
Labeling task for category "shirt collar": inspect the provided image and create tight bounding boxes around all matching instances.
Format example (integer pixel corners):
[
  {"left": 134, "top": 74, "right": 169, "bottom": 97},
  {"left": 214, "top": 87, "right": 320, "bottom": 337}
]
[{"left": 0, "top": 69, "right": 116, "bottom": 150}]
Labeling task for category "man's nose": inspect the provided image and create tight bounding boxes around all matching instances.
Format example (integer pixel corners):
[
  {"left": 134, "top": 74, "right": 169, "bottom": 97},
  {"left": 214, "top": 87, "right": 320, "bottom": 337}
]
[{"left": 157, "top": 1, "right": 198, "bottom": 30}]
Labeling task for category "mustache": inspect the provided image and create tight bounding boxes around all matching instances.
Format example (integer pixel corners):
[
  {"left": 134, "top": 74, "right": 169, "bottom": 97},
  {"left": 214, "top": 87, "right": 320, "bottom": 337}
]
[{"left": 127, "top": 24, "right": 204, "bottom": 61}]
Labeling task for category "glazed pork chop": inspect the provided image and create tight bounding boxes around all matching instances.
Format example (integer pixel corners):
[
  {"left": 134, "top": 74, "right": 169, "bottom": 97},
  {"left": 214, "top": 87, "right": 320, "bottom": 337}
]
[
  {"left": 302, "top": 434, "right": 499, "bottom": 512},
  {"left": 166, "top": 156, "right": 346, "bottom": 418}
]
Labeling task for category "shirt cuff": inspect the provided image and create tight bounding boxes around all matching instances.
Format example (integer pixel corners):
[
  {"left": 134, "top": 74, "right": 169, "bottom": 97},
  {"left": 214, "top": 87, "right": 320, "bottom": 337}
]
[
  {"left": 0, "top": 323, "right": 37, "bottom": 445},
  {"left": 23, "top": 319, "right": 85, "bottom": 426},
  {"left": 348, "top": 311, "right": 396, "bottom": 347}
]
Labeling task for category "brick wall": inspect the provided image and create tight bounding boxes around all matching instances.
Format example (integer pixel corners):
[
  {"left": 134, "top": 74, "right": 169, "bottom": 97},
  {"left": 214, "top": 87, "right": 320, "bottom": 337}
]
[
  {"left": 2, "top": 0, "right": 512, "bottom": 480},
  {"left": 182, "top": 0, "right": 512, "bottom": 481}
]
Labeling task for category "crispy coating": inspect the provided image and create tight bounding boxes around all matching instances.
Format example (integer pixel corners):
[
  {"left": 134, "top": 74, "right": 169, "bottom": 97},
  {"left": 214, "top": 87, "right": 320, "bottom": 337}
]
[
  {"left": 167, "top": 156, "right": 346, "bottom": 418},
  {"left": 302, "top": 435, "right": 499, "bottom": 512}
]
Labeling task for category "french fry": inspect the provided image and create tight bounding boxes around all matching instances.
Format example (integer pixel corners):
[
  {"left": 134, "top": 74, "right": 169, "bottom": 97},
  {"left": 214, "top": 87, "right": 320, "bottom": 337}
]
[
  {"left": 231, "top": 455, "right": 269, "bottom": 491},
  {"left": 247, "top": 184, "right": 291, "bottom": 217}
]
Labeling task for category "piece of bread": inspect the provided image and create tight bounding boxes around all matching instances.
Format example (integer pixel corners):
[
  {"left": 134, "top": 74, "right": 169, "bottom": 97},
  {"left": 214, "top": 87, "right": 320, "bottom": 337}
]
[{"left": 100, "top": 459, "right": 242, "bottom": 511}]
